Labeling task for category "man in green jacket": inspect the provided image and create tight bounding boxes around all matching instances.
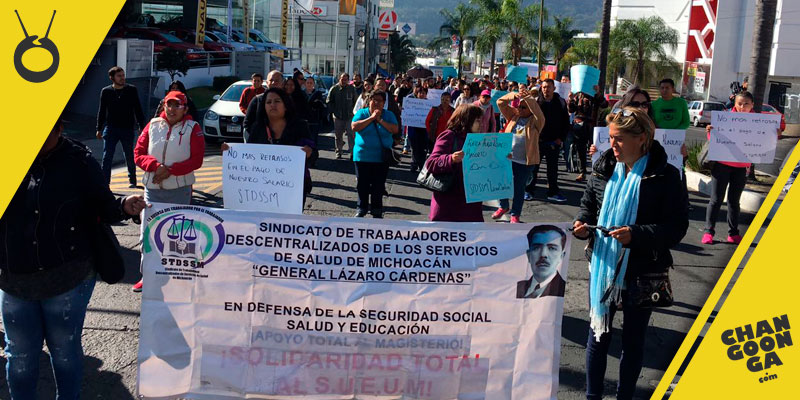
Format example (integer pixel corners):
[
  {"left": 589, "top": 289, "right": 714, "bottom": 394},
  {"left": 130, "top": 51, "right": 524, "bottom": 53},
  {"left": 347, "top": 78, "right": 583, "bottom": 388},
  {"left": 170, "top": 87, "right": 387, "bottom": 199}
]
[
  {"left": 651, "top": 78, "right": 690, "bottom": 129},
  {"left": 327, "top": 73, "right": 357, "bottom": 159}
]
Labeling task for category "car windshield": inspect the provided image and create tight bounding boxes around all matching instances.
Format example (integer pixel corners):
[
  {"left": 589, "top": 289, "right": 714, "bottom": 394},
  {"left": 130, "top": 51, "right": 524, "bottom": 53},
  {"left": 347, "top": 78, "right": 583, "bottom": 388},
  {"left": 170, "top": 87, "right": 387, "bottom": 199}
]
[
  {"left": 160, "top": 32, "right": 184, "bottom": 43},
  {"left": 220, "top": 84, "right": 250, "bottom": 102},
  {"left": 213, "top": 32, "right": 229, "bottom": 41},
  {"left": 704, "top": 103, "right": 725, "bottom": 111}
]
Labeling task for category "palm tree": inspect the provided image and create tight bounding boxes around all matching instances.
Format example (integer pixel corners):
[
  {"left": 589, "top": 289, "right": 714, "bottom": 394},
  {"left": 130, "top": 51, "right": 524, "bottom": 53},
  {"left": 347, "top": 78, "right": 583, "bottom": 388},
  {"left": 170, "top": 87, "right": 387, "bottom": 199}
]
[
  {"left": 615, "top": 16, "right": 679, "bottom": 86},
  {"left": 749, "top": 0, "right": 778, "bottom": 113},
  {"left": 561, "top": 38, "right": 598, "bottom": 70},
  {"left": 500, "top": 0, "right": 546, "bottom": 65},
  {"left": 471, "top": 0, "right": 504, "bottom": 79},
  {"left": 429, "top": 3, "right": 478, "bottom": 78},
  {"left": 596, "top": 0, "right": 612, "bottom": 94},
  {"left": 546, "top": 16, "right": 582, "bottom": 75},
  {"left": 389, "top": 33, "right": 416, "bottom": 74}
]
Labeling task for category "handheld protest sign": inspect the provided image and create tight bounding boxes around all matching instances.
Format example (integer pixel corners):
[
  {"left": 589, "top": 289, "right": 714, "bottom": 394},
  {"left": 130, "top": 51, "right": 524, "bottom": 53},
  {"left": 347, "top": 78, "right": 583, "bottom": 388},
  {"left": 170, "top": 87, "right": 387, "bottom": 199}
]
[{"left": 708, "top": 111, "right": 780, "bottom": 164}]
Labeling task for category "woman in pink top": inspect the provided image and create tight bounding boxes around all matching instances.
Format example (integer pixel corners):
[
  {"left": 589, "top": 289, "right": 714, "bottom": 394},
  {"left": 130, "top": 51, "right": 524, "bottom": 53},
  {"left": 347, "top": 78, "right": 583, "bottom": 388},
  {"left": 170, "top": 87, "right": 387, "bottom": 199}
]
[{"left": 702, "top": 91, "right": 771, "bottom": 244}]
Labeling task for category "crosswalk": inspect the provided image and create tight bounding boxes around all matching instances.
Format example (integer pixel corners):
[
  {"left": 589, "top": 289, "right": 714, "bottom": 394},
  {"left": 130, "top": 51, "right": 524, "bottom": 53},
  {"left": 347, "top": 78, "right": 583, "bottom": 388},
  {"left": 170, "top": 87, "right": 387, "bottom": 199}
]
[{"left": 108, "top": 166, "right": 223, "bottom": 196}]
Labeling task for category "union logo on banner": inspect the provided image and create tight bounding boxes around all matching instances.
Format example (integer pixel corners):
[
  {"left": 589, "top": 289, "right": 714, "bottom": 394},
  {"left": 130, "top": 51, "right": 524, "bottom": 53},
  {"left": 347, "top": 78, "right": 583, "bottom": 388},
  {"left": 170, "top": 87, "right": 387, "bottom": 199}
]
[{"left": 143, "top": 205, "right": 226, "bottom": 270}]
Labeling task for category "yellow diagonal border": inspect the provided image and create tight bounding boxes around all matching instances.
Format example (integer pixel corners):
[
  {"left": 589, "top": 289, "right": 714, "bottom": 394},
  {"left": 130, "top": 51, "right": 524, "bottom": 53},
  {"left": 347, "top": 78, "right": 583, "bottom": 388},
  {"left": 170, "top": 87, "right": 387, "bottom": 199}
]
[
  {"left": 653, "top": 146, "right": 800, "bottom": 398},
  {"left": 0, "top": 1, "right": 126, "bottom": 216}
]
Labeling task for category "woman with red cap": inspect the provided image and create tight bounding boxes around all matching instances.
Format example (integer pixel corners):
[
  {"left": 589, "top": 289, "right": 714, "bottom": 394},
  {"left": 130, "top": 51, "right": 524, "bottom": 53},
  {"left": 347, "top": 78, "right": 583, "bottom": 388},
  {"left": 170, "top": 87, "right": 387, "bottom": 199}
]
[{"left": 131, "top": 90, "right": 205, "bottom": 292}]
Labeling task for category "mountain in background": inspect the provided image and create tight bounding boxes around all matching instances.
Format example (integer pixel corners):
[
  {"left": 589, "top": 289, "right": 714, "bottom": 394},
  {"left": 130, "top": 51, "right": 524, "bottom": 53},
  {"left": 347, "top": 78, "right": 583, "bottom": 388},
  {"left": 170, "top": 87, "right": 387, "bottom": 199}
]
[{"left": 391, "top": 0, "right": 602, "bottom": 37}]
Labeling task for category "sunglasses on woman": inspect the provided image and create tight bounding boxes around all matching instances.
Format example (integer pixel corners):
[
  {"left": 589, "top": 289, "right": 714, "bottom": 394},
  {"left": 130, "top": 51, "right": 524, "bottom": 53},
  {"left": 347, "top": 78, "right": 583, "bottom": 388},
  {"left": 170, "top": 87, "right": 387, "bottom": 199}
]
[{"left": 628, "top": 101, "right": 650, "bottom": 108}]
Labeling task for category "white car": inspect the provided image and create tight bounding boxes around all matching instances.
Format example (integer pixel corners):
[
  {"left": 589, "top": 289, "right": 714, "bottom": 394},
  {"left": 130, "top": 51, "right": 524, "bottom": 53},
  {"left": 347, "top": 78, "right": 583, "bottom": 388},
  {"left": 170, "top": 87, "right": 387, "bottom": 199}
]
[
  {"left": 688, "top": 100, "right": 726, "bottom": 126},
  {"left": 203, "top": 80, "right": 265, "bottom": 142}
]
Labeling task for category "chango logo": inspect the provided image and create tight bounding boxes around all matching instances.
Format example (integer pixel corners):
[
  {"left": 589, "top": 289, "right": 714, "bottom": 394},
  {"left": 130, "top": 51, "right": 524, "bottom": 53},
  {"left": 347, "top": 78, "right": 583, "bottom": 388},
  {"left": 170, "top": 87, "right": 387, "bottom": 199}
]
[
  {"left": 721, "top": 314, "right": 793, "bottom": 383},
  {"left": 144, "top": 208, "right": 226, "bottom": 266}
]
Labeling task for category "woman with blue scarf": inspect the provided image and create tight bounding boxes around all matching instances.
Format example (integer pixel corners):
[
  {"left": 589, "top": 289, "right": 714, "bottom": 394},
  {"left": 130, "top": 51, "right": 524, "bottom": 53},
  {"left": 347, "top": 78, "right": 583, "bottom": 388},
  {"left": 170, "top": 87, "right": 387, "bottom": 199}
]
[{"left": 573, "top": 107, "right": 688, "bottom": 400}]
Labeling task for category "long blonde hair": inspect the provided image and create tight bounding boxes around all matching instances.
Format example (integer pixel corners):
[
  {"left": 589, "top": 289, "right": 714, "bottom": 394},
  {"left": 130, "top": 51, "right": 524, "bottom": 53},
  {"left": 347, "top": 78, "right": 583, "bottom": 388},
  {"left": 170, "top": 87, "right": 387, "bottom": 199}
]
[{"left": 605, "top": 106, "right": 655, "bottom": 152}]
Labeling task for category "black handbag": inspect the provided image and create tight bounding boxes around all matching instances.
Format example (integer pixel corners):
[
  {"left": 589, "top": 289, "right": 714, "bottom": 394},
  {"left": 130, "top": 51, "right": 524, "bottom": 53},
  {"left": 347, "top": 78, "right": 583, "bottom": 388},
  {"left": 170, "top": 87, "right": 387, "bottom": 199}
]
[
  {"left": 93, "top": 223, "right": 125, "bottom": 284},
  {"left": 416, "top": 136, "right": 462, "bottom": 192},
  {"left": 372, "top": 120, "right": 400, "bottom": 167},
  {"left": 628, "top": 272, "right": 673, "bottom": 308}
]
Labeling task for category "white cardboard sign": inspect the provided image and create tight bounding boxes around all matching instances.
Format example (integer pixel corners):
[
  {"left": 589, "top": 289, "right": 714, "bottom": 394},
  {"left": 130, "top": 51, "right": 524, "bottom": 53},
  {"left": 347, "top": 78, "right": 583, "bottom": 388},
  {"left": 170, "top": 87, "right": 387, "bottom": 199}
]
[
  {"left": 708, "top": 111, "right": 780, "bottom": 164},
  {"left": 222, "top": 143, "right": 305, "bottom": 214}
]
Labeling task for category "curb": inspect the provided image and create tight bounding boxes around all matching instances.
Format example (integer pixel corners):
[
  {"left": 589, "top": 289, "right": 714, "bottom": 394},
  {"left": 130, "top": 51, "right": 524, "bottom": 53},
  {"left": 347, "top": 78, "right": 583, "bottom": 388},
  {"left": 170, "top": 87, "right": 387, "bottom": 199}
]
[{"left": 685, "top": 170, "right": 765, "bottom": 213}]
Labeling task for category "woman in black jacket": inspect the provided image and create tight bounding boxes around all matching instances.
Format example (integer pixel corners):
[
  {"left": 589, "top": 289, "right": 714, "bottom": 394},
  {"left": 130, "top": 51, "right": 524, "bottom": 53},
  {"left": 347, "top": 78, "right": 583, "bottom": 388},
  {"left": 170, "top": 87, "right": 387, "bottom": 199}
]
[
  {"left": 243, "top": 88, "right": 318, "bottom": 205},
  {"left": 0, "top": 116, "right": 146, "bottom": 398},
  {"left": 572, "top": 107, "right": 688, "bottom": 400}
]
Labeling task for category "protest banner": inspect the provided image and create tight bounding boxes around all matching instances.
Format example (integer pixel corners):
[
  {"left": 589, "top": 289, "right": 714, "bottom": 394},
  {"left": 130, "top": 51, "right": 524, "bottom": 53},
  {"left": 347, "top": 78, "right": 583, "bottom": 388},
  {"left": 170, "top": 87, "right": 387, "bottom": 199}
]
[
  {"left": 708, "top": 111, "right": 780, "bottom": 164},
  {"left": 656, "top": 129, "right": 686, "bottom": 177},
  {"left": 570, "top": 65, "right": 600, "bottom": 96},
  {"left": 427, "top": 89, "right": 444, "bottom": 105},
  {"left": 222, "top": 143, "right": 305, "bottom": 214},
  {"left": 517, "top": 62, "right": 539, "bottom": 79},
  {"left": 490, "top": 90, "right": 508, "bottom": 113},
  {"left": 138, "top": 204, "right": 571, "bottom": 399},
  {"left": 442, "top": 66, "right": 458, "bottom": 80},
  {"left": 555, "top": 82, "right": 571, "bottom": 99},
  {"left": 506, "top": 65, "right": 528, "bottom": 84},
  {"left": 592, "top": 127, "right": 610, "bottom": 164},
  {"left": 462, "top": 133, "right": 513, "bottom": 203},
  {"left": 401, "top": 97, "right": 435, "bottom": 128}
]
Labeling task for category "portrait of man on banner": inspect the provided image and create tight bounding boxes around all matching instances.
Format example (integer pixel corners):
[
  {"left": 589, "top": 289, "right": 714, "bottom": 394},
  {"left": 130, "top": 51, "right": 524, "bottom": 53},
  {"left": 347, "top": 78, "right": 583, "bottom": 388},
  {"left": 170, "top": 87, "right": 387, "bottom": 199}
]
[{"left": 517, "top": 224, "right": 567, "bottom": 299}]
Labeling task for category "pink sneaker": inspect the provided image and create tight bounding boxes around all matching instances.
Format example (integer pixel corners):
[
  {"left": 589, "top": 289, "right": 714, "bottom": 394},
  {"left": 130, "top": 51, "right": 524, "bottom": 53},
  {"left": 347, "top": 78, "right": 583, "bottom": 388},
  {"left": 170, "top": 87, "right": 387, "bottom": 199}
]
[
  {"left": 492, "top": 208, "right": 508, "bottom": 220},
  {"left": 727, "top": 235, "right": 742, "bottom": 244},
  {"left": 701, "top": 233, "right": 714, "bottom": 244},
  {"left": 132, "top": 279, "right": 143, "bottom": 293},
  {"left": 510, "top": 216, "right": 521, "bottom": 223}
]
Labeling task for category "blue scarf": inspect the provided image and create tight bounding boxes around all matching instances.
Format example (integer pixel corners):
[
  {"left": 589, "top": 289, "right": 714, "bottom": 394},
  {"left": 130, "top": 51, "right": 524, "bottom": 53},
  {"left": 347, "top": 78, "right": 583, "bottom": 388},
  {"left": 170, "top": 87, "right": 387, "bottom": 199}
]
[{"left": 589, "top": 154, "right": 649, "bottom": 340}]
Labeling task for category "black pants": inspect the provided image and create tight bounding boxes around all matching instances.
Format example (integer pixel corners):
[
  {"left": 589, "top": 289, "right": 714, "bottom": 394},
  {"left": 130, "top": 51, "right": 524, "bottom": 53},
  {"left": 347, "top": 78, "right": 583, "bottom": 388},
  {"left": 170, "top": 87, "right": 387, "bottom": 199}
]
[
  {"left": 705, "top": 163, "right": 747, "bottom": 236},
  {"left": 526, "top": 142, "right": 561, "bottom": 196},
  {"left": 354, "top": 161, "right": 388, "bottom": 214},
  {"left": 409, "top": 127, "right": 428, "bottom": 170},
  {"left": 572, "top": 136, "right": 588, "bottom": 174}
]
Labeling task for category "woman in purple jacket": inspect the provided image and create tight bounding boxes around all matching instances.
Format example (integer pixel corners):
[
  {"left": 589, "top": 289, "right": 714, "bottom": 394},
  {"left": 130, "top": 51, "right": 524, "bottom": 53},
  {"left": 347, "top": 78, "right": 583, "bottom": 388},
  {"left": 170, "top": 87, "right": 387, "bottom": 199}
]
[{"left": 427, "top": 104, "right": 486, "bottom": 222}]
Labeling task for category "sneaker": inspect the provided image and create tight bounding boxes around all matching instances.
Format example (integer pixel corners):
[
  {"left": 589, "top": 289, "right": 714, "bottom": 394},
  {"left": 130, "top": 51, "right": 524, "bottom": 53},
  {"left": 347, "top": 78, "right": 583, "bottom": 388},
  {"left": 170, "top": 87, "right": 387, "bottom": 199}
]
[
  {"left": 701, "top": 233, "right": 714, "bottom": 244},
  {"left": 354, "top": 209, "right": 367, "bottom": 218},
  {"left": 575, "top": 173, "right": 586, "bottom": 182},
  {"left": 547, "top": 194, "right": 567, "bottom": 202},
  {"left": 336, "top": 153, "right": 343, "bottom": 160},
  {"left": 132, "top": 279, "right": 143, "bottom": 292},
  {"left": 727, "top": 235, "right": 742, "bottom": 244},
  {"left": 523, "top": 192, "right": 534, "bottom": 201},
  {"left": 402, "top": 149, "right": 409, "bottom": 155},
  {"left": 491, "top": 208, "right": 508, "bottom": 220},
  {"left": 510, "top": 216, "right": 521, "bottom": 223}
]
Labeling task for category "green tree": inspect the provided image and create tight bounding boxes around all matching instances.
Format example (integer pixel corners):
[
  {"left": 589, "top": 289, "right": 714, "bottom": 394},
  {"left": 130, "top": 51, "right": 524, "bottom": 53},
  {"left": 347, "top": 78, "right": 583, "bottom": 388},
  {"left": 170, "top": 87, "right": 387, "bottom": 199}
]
[
  {"left": 561, "top": 38, "right": 598, "bottom": 70},
  {"left": 156, "top": 48, "right": 191, "bottom": 82},
  {"left": 389, "top": 33, "right": 417, "bottom": 74},
  {"left": 500, "top": 0, "right": 546, "bottom": 65},
  {"left": 429, "top": 3, "right": 478, "bottom": 78},
  {"left": 614, "top": 16, "right": 679, "bottom": 85},
  {"left": 471, "top": 0, "right": 504, "bottom": 79},
  {"left": 546, "top": 16, "right": 582, "bottom": 75}
]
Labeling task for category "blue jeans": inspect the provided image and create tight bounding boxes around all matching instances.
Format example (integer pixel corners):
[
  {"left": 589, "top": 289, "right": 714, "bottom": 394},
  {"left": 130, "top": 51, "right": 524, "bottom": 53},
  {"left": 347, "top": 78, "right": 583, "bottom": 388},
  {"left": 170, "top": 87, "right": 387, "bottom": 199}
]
[
  {"left": 585, "top": 292, "right": 653, "bottom": 400},
  {"left": 1, "top": 278, "right": 96, "bottom": 400},
  {"left": 101, "top": 126, "right": 137, "bottom": 184},
  {"left": 500, "top": 162, "right": 537, "bottom": 216}
]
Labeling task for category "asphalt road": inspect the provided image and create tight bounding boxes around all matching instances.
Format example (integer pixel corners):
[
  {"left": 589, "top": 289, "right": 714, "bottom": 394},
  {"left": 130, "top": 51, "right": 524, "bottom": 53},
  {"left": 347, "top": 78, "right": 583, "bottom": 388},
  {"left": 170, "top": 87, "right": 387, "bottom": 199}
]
[{"left": 0, "top": 131, "right": 748, "bottom": 399}]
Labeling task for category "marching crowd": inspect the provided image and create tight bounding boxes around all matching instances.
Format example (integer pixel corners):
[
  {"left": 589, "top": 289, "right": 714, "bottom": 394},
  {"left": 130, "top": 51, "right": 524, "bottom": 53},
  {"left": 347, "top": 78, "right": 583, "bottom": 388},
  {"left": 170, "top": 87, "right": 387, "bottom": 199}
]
[{"left": 0, "top": 63, "right": 780, "bottom": 400}]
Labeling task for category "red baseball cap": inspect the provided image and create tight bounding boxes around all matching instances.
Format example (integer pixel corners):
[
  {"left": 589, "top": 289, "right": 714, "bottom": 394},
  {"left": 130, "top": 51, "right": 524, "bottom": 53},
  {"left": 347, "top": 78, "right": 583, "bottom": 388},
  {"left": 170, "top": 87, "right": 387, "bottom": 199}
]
[
  {"left": 164, "top": 91, "right": 187, "bottom": 106},
  {"left": 480, "top": 89, "right": 492, "bottom": 97}
]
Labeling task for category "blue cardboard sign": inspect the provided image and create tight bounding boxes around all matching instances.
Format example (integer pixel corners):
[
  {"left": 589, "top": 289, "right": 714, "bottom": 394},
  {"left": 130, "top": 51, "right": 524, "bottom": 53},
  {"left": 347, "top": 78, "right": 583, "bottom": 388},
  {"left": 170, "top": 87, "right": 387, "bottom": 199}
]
[
  {"left": 462, "top": 133, "right": 513, "bottom": 204},
  {"left": 490, "top": 90, "right": 509, "bottom": 113},
  {"left": 506, "top": 65, "right": 529, "bottom": 84},
  {"left": 570, "top": 65, "right": 600, "bottom": 96}
]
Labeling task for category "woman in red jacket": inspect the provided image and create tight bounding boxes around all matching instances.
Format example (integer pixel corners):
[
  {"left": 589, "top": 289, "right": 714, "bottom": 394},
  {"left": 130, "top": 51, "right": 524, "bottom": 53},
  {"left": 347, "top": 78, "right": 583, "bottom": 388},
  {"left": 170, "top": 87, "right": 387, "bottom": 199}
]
[{"left": 134, "top": 91, "right": 205, "bottom": 205}]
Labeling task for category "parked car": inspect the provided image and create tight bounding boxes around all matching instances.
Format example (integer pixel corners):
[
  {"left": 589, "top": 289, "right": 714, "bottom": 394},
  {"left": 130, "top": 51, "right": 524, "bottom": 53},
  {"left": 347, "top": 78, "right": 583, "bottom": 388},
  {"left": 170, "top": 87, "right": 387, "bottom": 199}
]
[
  {"left": 761, "top": 104, "right": 787, "bottom": 132},
  {"left": 110, "top": 27, "right": 207, "bottom": 61},
  {"left": 688, "top": 100, "right": 726, "bottom": 126},
  {"left": 232, "top": 28, "right": 287, "bottom": 52},
  {"left": 207, "top": 30, "right": 256, "bottom": 51},
  {"left": 203, "top": 80, "right": 266, "bottom": 142},
  {"left": 168, "top": 28, "right": 233, "bottom": 60}
]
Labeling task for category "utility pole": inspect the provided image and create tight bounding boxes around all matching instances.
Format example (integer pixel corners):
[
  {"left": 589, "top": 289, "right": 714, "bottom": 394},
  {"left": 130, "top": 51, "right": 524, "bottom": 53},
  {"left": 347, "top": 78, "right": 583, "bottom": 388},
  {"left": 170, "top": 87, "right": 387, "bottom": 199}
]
[{"left": 536, "top": 0, "right": 544, "bottom": 70}]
